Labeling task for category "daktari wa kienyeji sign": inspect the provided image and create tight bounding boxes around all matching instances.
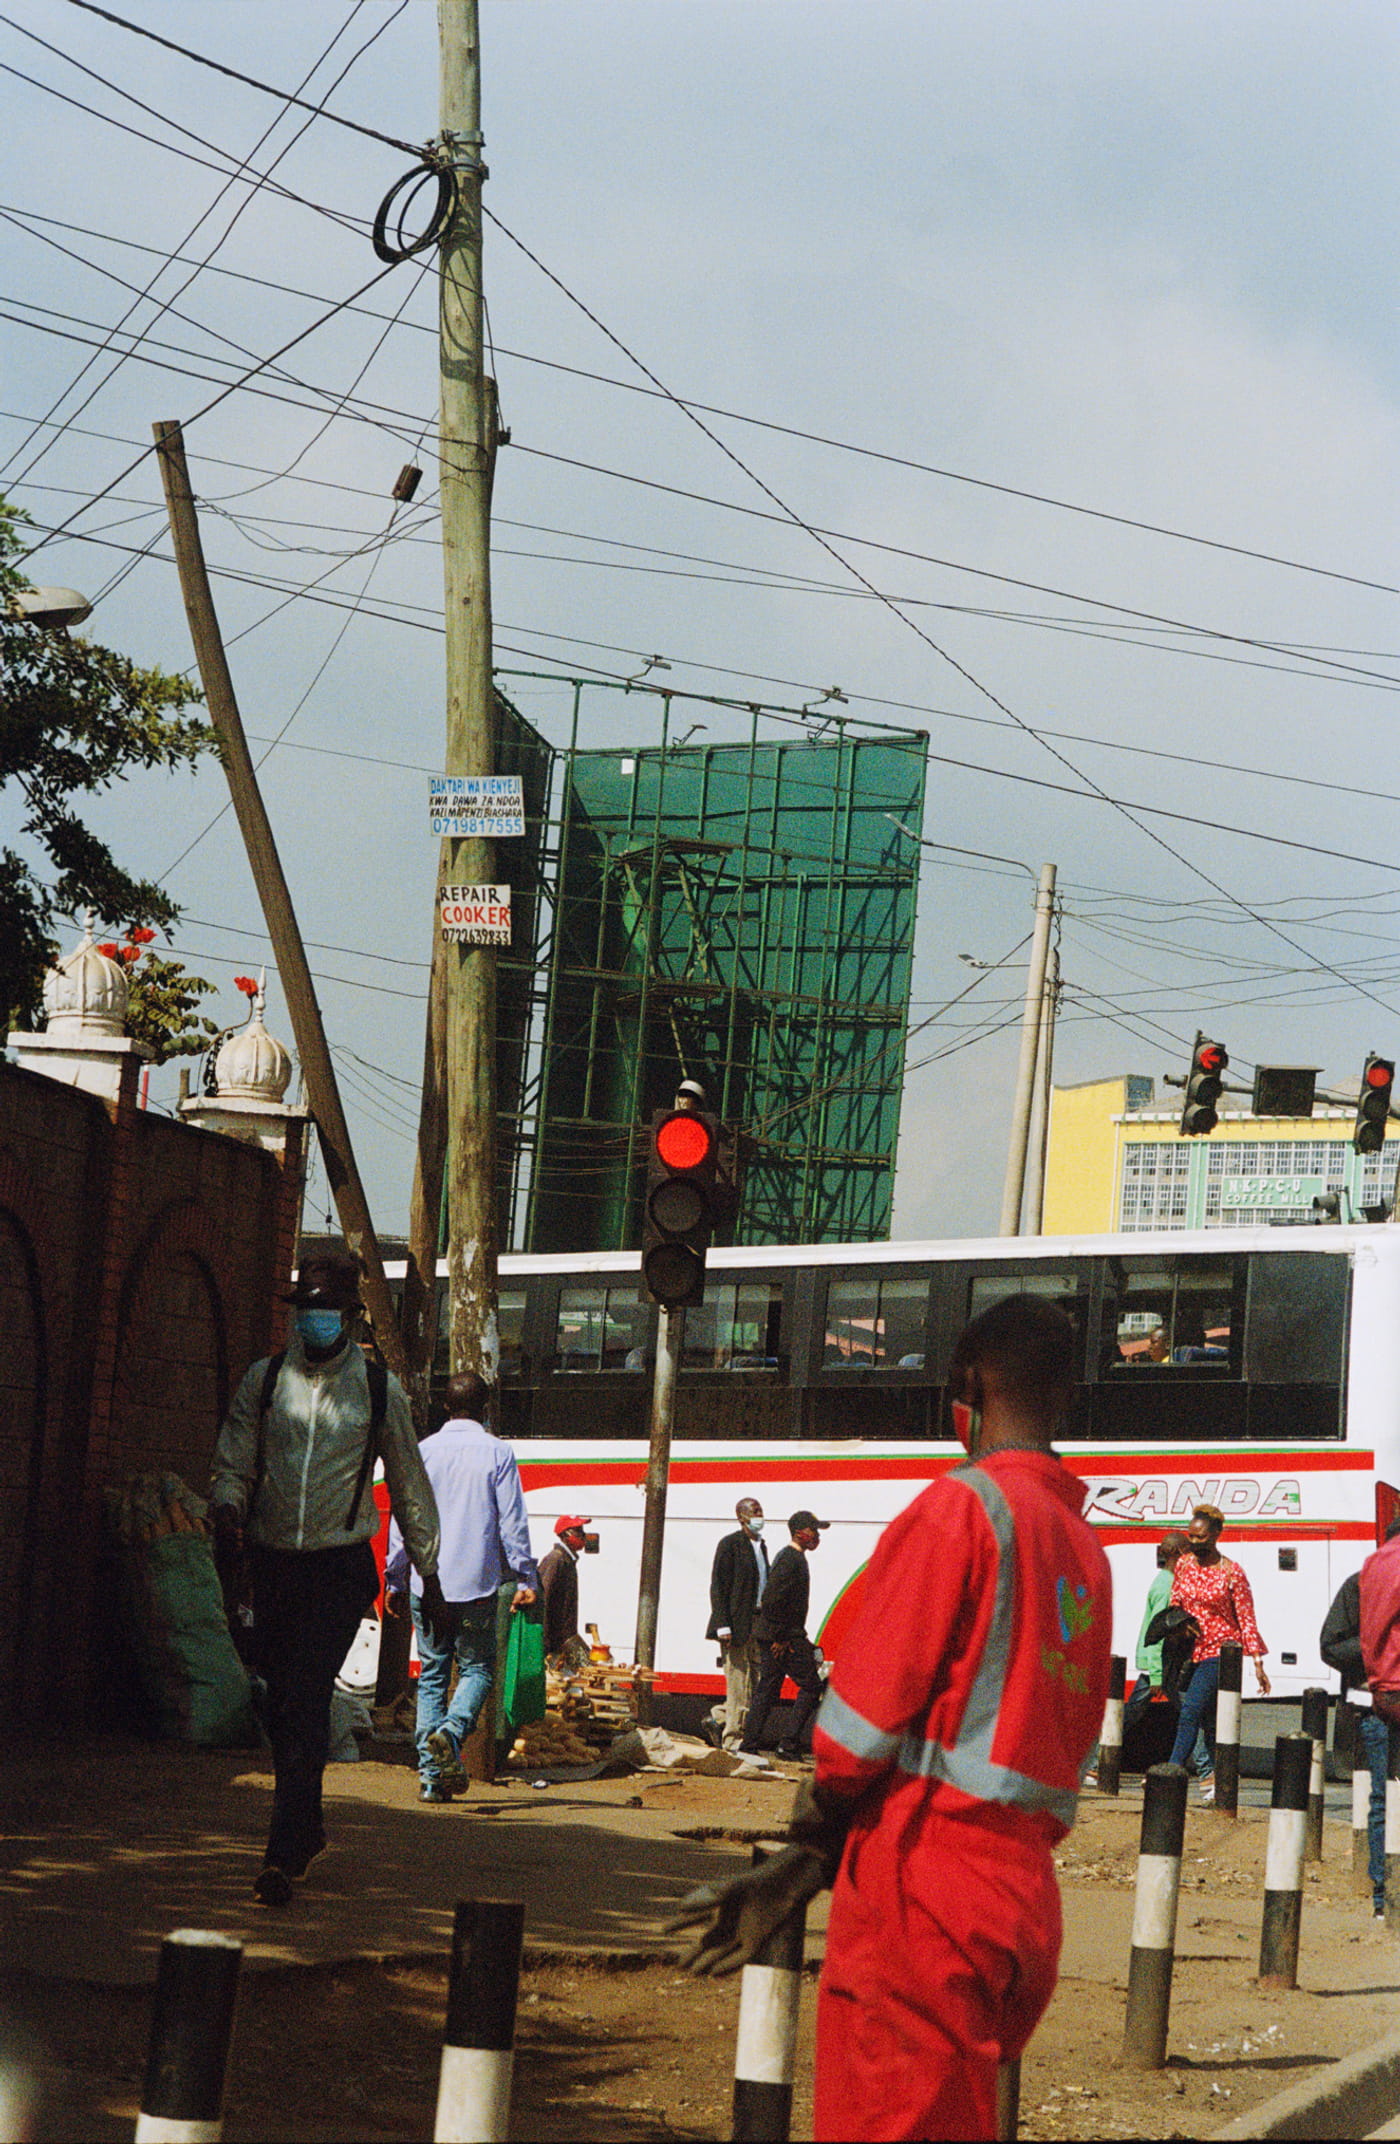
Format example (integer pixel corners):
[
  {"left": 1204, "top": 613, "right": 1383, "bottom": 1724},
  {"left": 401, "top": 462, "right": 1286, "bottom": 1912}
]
[
  {"left": 429, "top": 775, "right": 524, "bottom": 838},
  {"left": 439, "top": 884, "right": 511, "bottom": 945}
]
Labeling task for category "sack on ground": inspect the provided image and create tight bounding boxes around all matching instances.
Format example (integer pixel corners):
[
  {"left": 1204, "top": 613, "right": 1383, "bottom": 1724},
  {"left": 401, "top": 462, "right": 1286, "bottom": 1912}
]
[{"left": 104, "top": 1474, "right": 260, "bottom": 1747}]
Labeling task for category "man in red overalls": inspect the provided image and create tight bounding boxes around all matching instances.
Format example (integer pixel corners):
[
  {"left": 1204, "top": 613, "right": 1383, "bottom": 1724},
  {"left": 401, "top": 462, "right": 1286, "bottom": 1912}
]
[{"left": 670, "top": 1294, "right": 1112, "bottom": 2143}]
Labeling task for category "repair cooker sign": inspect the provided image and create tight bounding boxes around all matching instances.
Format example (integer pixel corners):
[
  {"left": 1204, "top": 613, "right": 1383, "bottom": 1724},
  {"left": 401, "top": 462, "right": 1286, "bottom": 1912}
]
[{"left": 439, "top": 884, "right": 511, "bottom": 945}]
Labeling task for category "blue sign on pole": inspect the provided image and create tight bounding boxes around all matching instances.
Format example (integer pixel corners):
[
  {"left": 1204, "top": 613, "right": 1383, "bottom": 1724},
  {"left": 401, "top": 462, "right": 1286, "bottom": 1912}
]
[{"left": 429, "top": 774, "right": 524, "bottom": 838}]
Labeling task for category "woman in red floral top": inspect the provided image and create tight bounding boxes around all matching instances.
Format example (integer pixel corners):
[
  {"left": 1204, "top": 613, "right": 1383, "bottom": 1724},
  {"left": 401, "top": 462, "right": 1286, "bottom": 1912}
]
[{"left": 1168, "top": 1503, "right": 1270, "bottom": 1796}]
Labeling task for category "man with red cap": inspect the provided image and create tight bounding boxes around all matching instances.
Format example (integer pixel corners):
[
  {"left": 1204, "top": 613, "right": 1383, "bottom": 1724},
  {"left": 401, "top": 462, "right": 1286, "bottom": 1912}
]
[
  {"left": 670, "top": 1294, "right": 1112, "bottom": 2141},
  {"left": 538, "top": 1514, "right": 593, "bottom": 1658}
]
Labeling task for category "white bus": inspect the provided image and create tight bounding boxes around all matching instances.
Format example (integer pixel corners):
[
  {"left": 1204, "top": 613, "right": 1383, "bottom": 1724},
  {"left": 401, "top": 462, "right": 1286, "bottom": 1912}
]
[{"left": 383, "top": 1226, "right": 1399, "bottom": 1711}]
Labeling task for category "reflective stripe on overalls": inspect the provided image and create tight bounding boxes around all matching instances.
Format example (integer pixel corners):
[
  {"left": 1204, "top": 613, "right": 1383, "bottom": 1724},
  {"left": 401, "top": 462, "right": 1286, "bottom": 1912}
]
[{"left": 817, "top": 1461, "right": 1080, "bottom": 1829}]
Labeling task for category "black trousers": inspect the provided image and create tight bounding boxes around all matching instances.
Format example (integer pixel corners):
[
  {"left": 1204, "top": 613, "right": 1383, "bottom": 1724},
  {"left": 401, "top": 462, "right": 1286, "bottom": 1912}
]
[
  {"left": 250, "top": 1541, "right": 379, "bottom": 1874},
  {"left": 741, "top": 1632, "right": 823, "bottom": 1752}
]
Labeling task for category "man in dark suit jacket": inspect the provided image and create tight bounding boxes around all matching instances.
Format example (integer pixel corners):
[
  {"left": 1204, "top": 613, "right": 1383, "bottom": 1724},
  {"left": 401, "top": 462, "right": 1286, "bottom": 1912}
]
[
  {"left": 705, "top": 1497, "right": 770, "bottom": 1750},
  {"left": 740, "top": 1509, "right": 829, "bottom": 1760}
]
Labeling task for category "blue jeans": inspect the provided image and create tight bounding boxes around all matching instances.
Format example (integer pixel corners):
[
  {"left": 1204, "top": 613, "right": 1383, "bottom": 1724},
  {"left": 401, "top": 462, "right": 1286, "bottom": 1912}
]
[
  {"left": 1359, "top": 1708, "right": 1389, "bottom": 1910},
  {"left": 411, "top": 1593, "right": 497, "bottom": 1786},
  {"left": 1170, "top": 1655, "right": 1221, "bottom": 1771}
]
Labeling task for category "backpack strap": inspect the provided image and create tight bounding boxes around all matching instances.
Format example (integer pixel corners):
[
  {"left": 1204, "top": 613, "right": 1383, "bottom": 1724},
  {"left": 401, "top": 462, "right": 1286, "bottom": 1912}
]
[
  {"left": 248, "top": 1350, "right": 286, "bottom": 1524},
  {"left": 345, "top": 1357, "right": 389, "bottom": 1529}
]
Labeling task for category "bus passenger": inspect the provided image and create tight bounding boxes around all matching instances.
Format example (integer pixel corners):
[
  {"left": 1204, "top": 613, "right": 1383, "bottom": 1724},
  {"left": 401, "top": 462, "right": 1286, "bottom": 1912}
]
[
  {"left": 670, "top": 1295, "right": 1111, "bottom": 2141},
  {"left": 1168, "top": 1502, "right": 1271, "bottom": 1799}
]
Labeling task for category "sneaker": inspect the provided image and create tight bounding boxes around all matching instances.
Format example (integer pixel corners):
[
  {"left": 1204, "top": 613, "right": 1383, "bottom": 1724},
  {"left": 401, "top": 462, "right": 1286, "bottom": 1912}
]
[
  {"left": 1083, "top": 1770, "right": 1099, "bottom": 1789},
  {"left": 425, "top": 1727, "right": 458, "bottom": 1770},
  {"left": 698, "top": 1716, "right": 724, "bottom": 1750},
  {"left": 1199, "top": 1781, "right": 1216, "bottom": 1805},
  {"left": 1375, "top": 1906, "right": 1386, "bottom": 1922},
  {"left": 253, "top": 1865, "right": 293, "bottom": 1908},
  {"left": 419, "top": 1781, "right": 456, "bottom": 1803},
  {"left": 775, "top": 1742, "right": 811, "bottom": 1763}
]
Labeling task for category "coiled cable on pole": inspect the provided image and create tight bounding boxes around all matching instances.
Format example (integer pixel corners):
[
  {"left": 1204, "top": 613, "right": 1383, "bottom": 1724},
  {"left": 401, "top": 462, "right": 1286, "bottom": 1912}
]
[{"left": 372, "top": 162, "right": 456, "bottom": 264}]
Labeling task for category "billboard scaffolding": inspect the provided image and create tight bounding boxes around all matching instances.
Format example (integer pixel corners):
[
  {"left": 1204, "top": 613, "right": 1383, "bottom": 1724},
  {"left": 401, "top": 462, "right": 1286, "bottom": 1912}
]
[{"left": 495, "top": 680, "right": 925, "bottom": 1251}]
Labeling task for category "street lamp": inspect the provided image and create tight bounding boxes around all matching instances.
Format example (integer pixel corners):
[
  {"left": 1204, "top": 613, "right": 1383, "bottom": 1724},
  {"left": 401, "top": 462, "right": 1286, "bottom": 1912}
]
[{"left": 10, "top": 586, "right": 93, "bottom": 630}]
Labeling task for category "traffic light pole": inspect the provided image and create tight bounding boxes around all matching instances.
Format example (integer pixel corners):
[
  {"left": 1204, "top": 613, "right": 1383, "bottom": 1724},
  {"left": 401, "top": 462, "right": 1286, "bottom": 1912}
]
[
  {"left": 635, "top": 1303, "right": 684, "bottom": 1722},
  {"left": 1023, "top": 943, "right": 1060, "bottom": 1236},
  {"left": 999, "top": 862, "right": 1057, "bottom": 1236}
]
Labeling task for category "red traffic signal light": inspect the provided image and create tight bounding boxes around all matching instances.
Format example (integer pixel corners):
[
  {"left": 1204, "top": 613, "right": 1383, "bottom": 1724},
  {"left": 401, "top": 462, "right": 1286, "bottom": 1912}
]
[
  {"left": 1354, "top": 1054, "right": 1395, "bottom": 1155},
  {"left": 1180, "top": 1033, "right": 1229, "bottom": 1136},
  {"left": 642, "top": 1107, "right": 720, "bottom": 1309}
]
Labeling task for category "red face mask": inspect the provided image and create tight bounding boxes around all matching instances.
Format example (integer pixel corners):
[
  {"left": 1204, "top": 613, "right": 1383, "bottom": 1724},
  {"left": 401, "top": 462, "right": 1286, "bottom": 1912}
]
[{"left": 951, "top": 1399, "right": 982, "bottom": 1455}]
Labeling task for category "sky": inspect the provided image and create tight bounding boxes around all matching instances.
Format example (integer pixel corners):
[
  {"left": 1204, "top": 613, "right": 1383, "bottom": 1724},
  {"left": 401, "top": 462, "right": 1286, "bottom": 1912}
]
[{"left": 2, "top": 0, "right": 1397, "bottom": 1244}]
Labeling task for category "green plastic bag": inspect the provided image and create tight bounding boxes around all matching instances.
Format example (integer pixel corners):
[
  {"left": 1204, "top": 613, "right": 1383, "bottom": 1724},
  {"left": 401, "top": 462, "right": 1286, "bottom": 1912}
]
[{"left": 500, "top": 1603, "right": 546, "bottom": 1745}]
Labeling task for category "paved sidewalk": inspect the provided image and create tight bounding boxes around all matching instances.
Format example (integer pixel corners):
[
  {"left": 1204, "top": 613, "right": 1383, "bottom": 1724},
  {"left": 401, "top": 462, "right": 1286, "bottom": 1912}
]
[{"left": 0, "top": 1728, "right": 800, "bottom": 1986}]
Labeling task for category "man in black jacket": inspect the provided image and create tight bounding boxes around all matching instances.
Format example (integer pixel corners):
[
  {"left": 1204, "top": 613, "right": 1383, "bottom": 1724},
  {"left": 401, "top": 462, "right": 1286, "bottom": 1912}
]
[
  {"left": 705, "top": 1497, "right": 770, "bottom": 1751},
  {"left": 1321, "top": 1529, "right": 1400, "bottom": 1920},
  {"left": 740, "top": 1509, "right": 828, "bottom": 1760}
]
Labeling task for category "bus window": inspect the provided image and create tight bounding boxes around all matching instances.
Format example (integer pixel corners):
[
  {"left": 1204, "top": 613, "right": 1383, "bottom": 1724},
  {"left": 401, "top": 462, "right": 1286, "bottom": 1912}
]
[
  {"left": 1101, "top": 1261, "right": 1236, "bottom": 1372},
  {"left": 498, "top": 1289, "right": 526, "bottom": 1379},
  {"left": 556, "top": 1287, "right": 650, "bottom": 1373},
  {"left": 968, "top": 1270, "right": 1083, "bottom": 1345},
  {"left": 684, "top": 1281, "right": 783, "bottom": 1371},
  {"left": 824, "top": 1277, "right": 927, "bottom": 1369}
]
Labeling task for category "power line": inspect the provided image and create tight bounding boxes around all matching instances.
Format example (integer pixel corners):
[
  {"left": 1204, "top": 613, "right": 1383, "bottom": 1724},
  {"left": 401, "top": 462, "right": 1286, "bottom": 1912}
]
[
  {"left": 2, "top": 1, "right": 406, "bottom": 488},
  {"left": 3, "top": 199, "right": 1388, "bottom": 596},
  {"left": 59, "top": 0, "right": 422, "bottom": 157}
]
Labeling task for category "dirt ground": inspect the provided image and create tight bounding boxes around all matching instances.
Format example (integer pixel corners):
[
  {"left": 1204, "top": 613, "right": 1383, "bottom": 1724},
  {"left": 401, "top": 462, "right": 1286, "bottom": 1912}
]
[{"left": 3, "top": 1740, "right": 1395, "bottom": 2141}]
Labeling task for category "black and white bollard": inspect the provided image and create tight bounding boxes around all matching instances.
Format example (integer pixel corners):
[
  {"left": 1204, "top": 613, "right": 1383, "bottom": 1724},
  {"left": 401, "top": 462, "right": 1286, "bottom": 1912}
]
[
  {"left": 732, "top": 1846, "right": 807, "bottom": 2143},
  {"left": 1098, "top": 1655, "right": 1126, "bottom": 1797},
  {"left": 1353, "top": 1741, "right": 1373, "bottom": 1898},
  {"left": 1259, "top": 1734, "right": 1311, "bottom": 1990},
  {"left": 134, "top": 1929, "right": 242, "bottom": 2143},
  {"left": 1214, "top": 1643, "right": 1243, "bottom": 1818},
  {"left": 1122, "top": 1763, "right": 1189, "bottom": 2069},
  {"left": 1385, "top": 1744, "right": 1400, "bottom": 1935},
  {"left": 434, "top": 1899, "right": 525, "bottom": 2144},
  {"left": 1301, "top": 1687, "right": 1328, "bottom": 1863}
]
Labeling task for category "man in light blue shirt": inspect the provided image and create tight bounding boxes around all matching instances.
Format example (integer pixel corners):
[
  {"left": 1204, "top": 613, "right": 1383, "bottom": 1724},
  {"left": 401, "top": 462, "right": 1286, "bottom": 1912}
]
[{"left": 385, "top": 1371, "right": 538, "bottom": 1801}]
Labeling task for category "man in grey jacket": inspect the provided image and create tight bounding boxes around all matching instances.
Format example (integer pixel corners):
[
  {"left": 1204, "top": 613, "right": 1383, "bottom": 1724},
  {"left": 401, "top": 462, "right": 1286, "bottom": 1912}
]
[{"left": 211, "top": 1250, "right": 441, "bottom": 1906}]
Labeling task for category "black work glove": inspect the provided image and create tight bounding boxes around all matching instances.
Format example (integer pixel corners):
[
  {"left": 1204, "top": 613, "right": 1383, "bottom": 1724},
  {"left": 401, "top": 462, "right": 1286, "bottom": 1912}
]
[
  {"left": 418, "top": 1570, "right": 454, "bottom": 1649},
  {"left": 664, "top": 1777, "right": 851, "bottom": 1976}
]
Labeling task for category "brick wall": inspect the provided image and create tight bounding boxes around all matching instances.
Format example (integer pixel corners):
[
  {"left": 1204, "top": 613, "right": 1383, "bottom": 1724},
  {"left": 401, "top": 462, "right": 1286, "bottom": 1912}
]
[{"left": 0, "top": 1060, "right": 304, "bottom": 1714}]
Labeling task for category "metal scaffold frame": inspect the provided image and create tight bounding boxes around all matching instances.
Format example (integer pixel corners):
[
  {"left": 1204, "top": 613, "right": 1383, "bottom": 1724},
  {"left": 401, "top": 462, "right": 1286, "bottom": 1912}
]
[{"left": 494, "top": 676, "right": 926, "bottom": 1253}]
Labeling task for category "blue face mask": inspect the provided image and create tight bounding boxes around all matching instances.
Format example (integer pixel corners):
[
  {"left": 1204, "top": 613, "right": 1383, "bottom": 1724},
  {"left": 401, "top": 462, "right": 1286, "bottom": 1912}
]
[
  {"left": 296, "top": 1308, "right": 344, "bottom": 1349},
  {"left": 745, "top": 1516, "right": 765, "bottom": 1536}
]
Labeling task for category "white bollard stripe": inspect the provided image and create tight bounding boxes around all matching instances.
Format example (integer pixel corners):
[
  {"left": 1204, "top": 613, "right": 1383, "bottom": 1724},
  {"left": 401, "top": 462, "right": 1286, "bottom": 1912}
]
[
  {"left": 1354, "top": 1765, "right": 1370, "bottom": 1826},
  {"left": 1216, "top": 1689, "right": 1241, "bottom": 1744},
  {"left": 1130, "top": 1855, "right": 1182, "bottom": 1951},
  {"left": 735, "top": 1963, "right": 801, "bottom": 2086},
  {"left": 134, "top": 2122, "right": 222, "bottom": 2144},
  {"left": 1265, "top": 1808, "right": 1308, "bottom": 1890},
  {"left": 434, "top": 2046, "right": 514, "bottom": 2144},
  {"left": 1309, "top": 1745, "right": 1325, "bottom": 1797},
  {"left": 1101, "top": 1698, "right": 1124, "bottom": 1748},
  {"left": 1386, "top": 1776, "right": 1400, "bottom": 1856}
]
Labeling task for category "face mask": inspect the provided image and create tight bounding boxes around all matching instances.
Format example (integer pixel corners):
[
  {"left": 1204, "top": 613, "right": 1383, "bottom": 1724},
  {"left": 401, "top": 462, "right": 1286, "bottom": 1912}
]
[
  {"left": 951, "top": 1399, "right": 982, "bottom": 1456},
  {"left": 744, "top": 1517, "right": 765, "bottom": 1536},
  {"left": 296, "top": 1308, "right": 344, "bottom": 1349}
]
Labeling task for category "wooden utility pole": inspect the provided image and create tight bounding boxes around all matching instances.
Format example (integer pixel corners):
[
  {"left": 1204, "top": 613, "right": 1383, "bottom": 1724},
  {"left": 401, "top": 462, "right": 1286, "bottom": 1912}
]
[
  {"left": 1023, "top": 943, "right": 1061, "bottom": 1236},
  {"left": 153, "top": 419, "right": 409, "bottom": 1383},
  {"left": 437, "top": 0, "right": 499, "bottom": 1383},
  {"left": 999, "top": 862, "right": 1057, "bottom": 1237}
]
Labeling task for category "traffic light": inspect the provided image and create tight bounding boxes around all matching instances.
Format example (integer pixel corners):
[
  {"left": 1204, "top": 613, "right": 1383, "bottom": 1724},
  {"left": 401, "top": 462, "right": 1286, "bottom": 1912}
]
[
  {"left": 641, "top": 1105, "right": 721, "bottom": 1309},
  {"left": 1353, "top": 1054, "right": 1395, "bottom": 1155},
  {"left": 1180, "top": 1033, "right": 1228, "bottom": 1136}
]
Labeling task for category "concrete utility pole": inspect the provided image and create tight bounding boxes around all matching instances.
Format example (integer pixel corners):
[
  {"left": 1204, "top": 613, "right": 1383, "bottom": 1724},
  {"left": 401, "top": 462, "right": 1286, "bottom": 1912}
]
[
  {"left": 437, "top": 0, "right": 499, "bottom": 1382},
  {"left": 999, "top": 862, "right": 1057, "bottom": 1237},
  {"left": 153, "top": 420, "right": 408, "bottom": 1381},
  {"left": 1023, "top": 942, "right": 1061, "bottom": 1236}
]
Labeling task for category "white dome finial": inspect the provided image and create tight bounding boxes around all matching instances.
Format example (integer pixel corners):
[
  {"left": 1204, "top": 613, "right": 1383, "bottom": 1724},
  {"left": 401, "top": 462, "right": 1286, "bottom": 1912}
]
[
  {"left": 214, "top": 976, "right": 291, "bottom": 1102},
  {"left": 42, "top": 917, "right": 129, "bottom": 1037}
]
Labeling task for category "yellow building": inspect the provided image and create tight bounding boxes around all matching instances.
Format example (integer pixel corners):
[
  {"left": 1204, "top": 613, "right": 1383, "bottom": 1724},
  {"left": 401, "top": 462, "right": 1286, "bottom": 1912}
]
[{"left": 1043, "top": 1073, "right": 1399, "bottom": 1235}]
